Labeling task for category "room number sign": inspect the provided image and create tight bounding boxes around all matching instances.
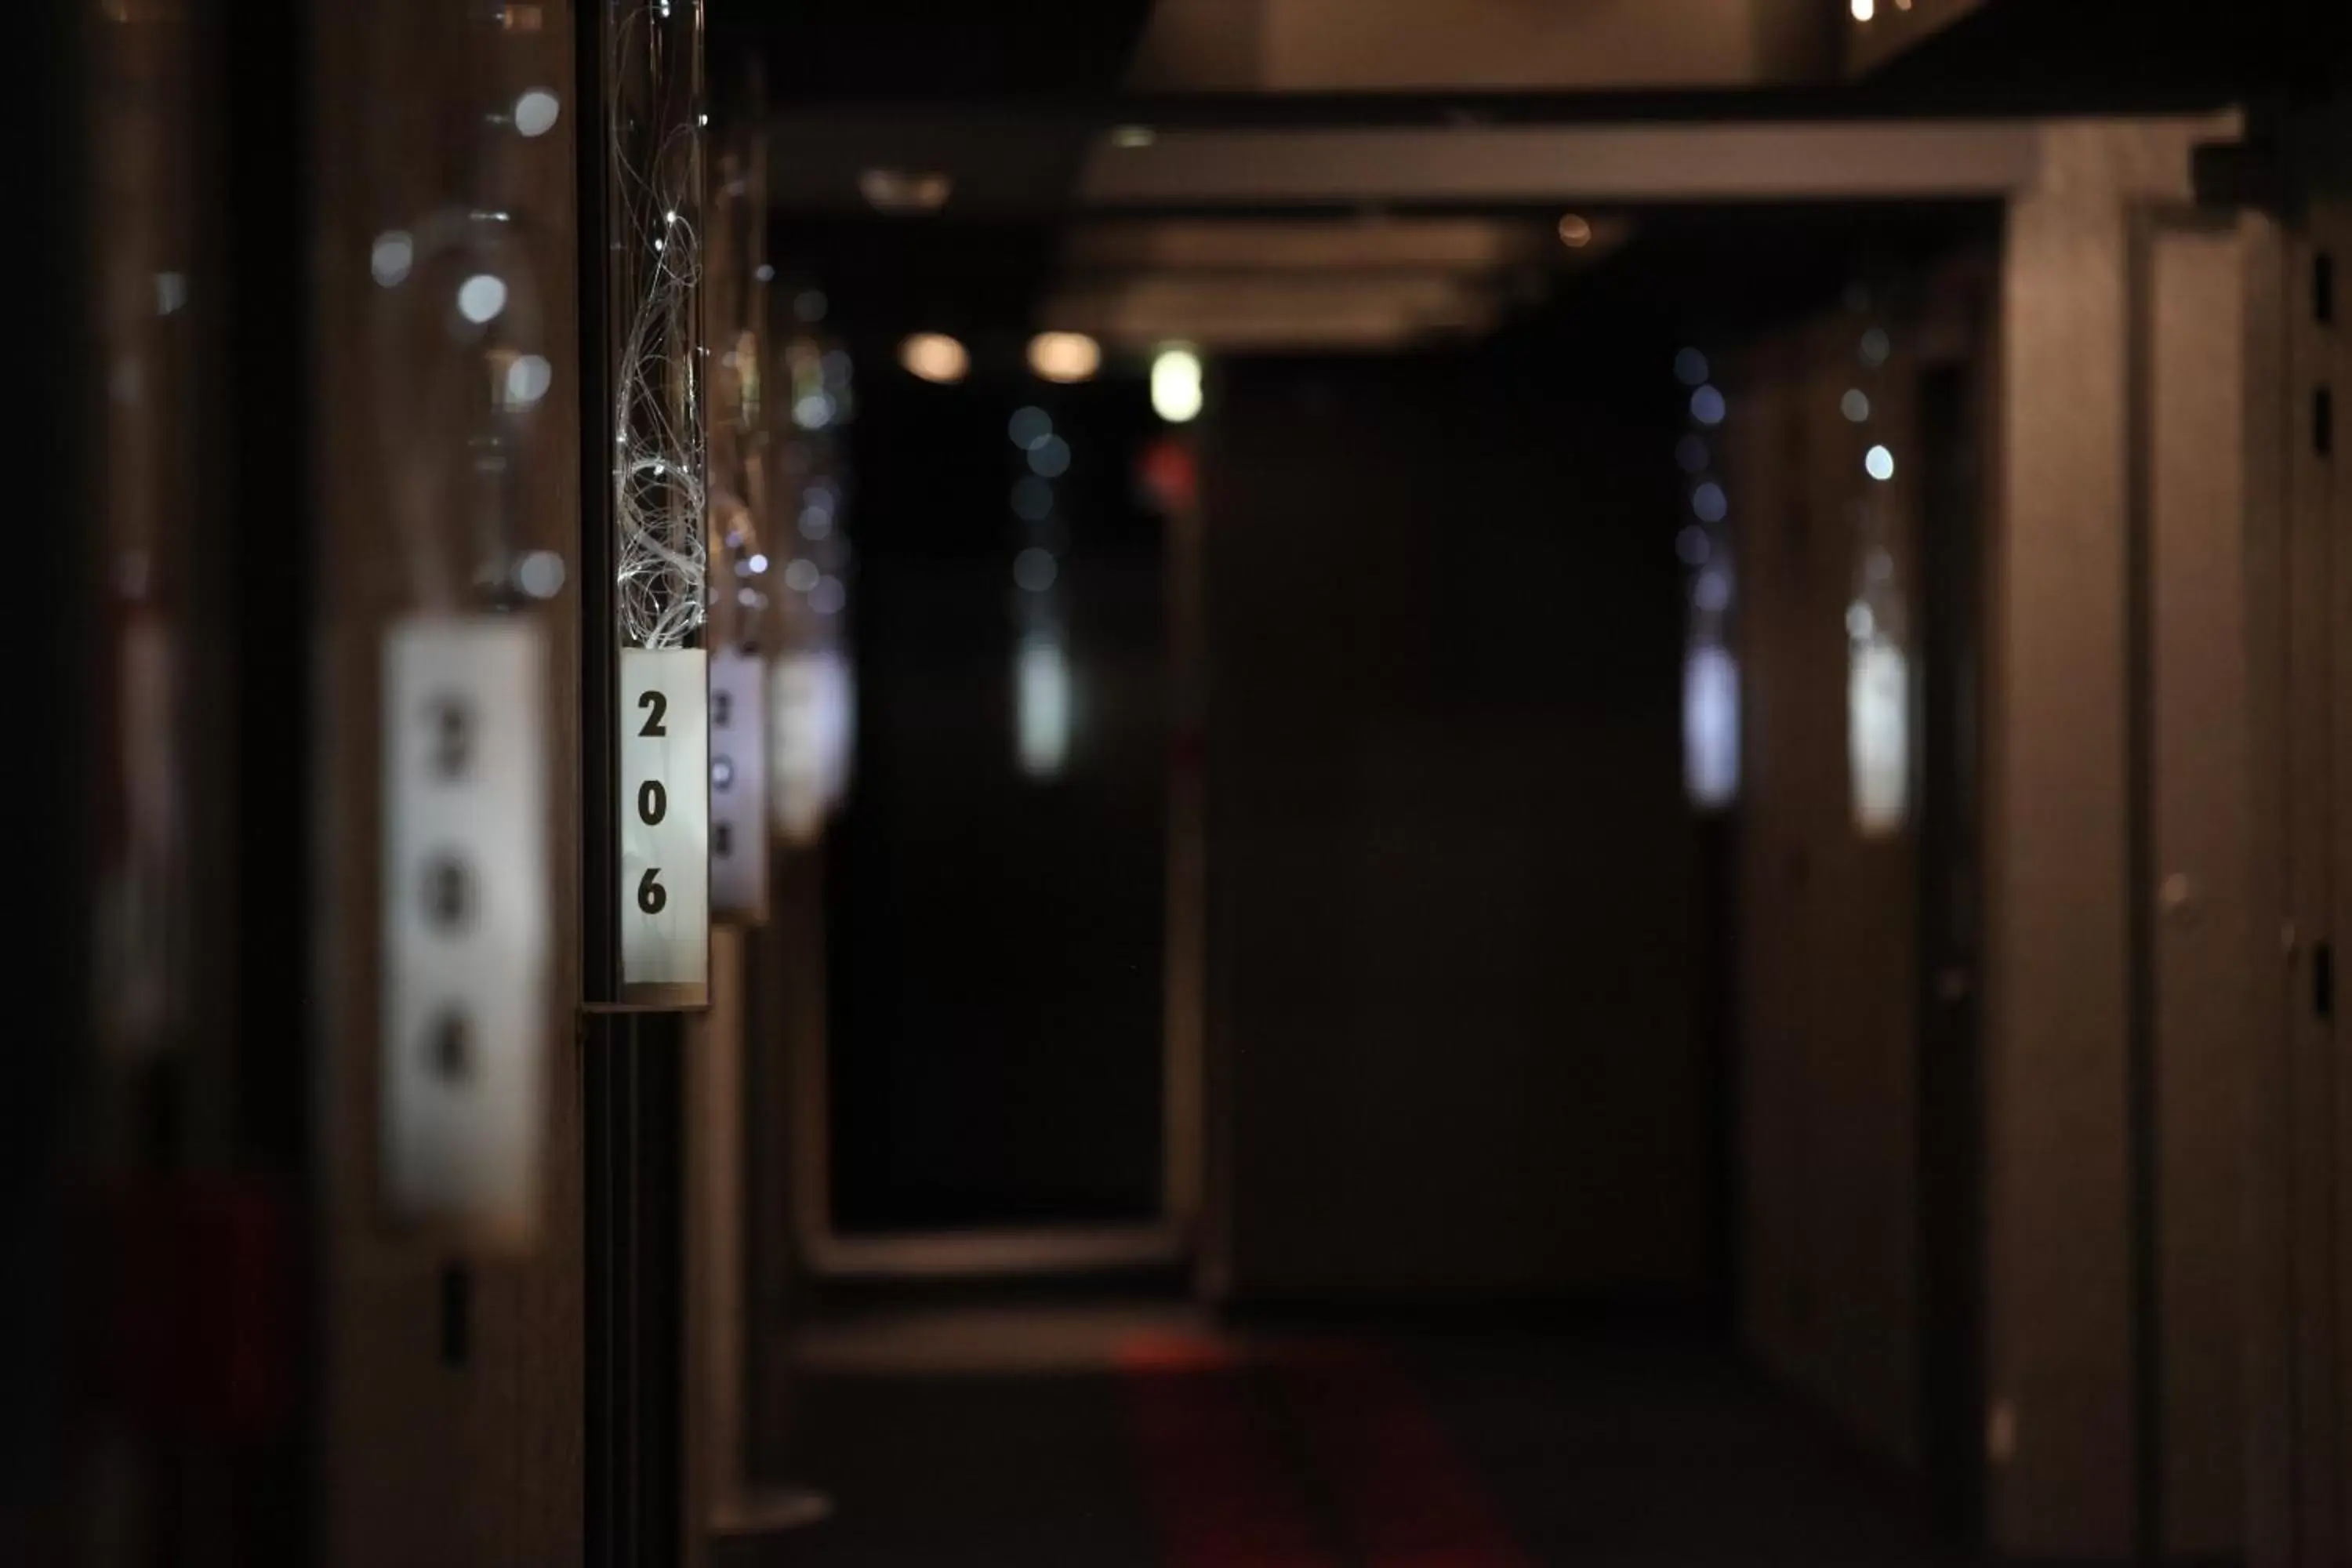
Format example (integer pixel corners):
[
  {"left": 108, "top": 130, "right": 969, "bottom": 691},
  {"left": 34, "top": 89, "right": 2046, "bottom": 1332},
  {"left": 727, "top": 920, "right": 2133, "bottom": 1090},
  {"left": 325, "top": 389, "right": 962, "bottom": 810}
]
[
  {"left": 707, "top": 650, "right": 769, "bottom": 923},
  {"left": 619, "top": 647, "right": 709, "bottom": 1005},
  {"left": 382, "top": 617, "right": 551, "bottom": 1242}
]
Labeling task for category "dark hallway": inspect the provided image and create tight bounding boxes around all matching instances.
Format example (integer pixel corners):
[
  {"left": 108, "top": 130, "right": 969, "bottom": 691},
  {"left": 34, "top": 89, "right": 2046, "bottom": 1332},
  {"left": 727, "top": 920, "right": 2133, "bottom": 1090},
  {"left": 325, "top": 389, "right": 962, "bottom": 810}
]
[{"left": 19, "top": 3, "right": 2352, "bottom": 1568}]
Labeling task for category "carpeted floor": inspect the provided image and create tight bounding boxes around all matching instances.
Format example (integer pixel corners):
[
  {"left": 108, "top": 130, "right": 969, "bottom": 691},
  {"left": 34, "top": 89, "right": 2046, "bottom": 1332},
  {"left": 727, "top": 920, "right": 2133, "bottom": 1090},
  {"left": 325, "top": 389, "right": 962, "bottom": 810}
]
[{"left": 714, "top": 1309, "right": 1973, "bottom": 1567}]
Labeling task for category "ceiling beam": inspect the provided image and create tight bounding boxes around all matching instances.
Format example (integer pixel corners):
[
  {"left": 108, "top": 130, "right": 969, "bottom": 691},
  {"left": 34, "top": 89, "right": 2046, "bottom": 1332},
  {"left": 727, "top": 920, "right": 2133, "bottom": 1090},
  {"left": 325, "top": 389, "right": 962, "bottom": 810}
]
[{"left": 1077, "top": 120, "right": 2050, "bottom": 206}]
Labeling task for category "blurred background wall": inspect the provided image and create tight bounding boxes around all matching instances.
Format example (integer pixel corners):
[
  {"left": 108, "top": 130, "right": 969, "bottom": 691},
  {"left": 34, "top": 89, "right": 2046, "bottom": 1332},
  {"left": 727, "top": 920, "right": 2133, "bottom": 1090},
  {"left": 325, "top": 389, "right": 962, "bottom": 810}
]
[{"left": 1200, "top": 349, "right": 1707, "bottom": 1304}]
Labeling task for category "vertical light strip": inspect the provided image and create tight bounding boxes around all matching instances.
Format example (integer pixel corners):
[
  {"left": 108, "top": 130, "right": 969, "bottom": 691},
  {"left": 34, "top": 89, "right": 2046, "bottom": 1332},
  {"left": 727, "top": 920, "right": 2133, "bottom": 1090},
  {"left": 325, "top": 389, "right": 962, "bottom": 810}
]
[
  {"left": 1846, "top": 302, "right": 1911, "bottom": 838},
  {"left": 608, "top": 0, "right": 707, "bottom": 651},
  {"left": 1678, "top": 346, "right": 1740, "bottom": 809}
]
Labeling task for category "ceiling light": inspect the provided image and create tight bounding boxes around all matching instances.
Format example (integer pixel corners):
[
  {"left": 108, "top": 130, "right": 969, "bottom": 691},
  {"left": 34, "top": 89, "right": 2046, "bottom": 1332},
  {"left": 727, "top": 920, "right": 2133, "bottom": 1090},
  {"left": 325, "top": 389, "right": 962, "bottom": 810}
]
[
  {"left": 1028, "top": 332, "right": 1101, "bottom": 384},
  {"left": 859, "top": 167, "right": 953, "bottom": 215},
  {"left": 898, "top": 332, "right": 968, "bottom": 384},
  {"left": 1152, "top": 348, "right": 1203, "bottom": 423}
]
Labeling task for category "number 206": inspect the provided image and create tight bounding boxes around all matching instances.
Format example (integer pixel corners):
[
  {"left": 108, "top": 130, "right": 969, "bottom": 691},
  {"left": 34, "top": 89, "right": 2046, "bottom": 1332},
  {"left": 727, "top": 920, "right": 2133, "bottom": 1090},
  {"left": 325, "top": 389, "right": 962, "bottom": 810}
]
[{"left": 635, "top": 689, "right": 670, "bottom": 915}]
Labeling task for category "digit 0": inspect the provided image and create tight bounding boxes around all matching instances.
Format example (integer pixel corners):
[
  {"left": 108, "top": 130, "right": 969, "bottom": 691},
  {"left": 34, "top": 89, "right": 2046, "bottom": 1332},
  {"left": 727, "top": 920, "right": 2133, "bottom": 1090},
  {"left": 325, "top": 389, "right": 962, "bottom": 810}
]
[
  {"left": 422, "top": 855, "right": 474, "bottom": 931},
  {"left": 637, "top": 779, "right": 668, "bottom": 825}
]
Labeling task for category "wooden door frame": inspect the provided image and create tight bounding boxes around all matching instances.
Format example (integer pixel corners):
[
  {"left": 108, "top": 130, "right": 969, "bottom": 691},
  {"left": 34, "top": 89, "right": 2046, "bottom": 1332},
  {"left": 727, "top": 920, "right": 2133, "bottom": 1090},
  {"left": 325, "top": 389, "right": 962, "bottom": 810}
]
[{"left": 2239, "top": 96, "right": 2352, "bottom": 1566}]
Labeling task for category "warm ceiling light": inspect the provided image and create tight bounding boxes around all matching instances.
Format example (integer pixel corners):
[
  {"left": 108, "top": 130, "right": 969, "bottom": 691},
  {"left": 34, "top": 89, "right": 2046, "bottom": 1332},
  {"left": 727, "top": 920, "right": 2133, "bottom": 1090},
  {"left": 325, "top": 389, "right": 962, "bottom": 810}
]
[
  {"left": 1027, "top": 331, "right": 1102, "bottom": 384},
  {"left": 858, "top": 167, "right": 953, "bottom": 215},
  {"left": 1557, "top": 212, "right": 1593, "bottom": 249},
  {"left": 1849, "top": 0, "right": 1875, "bottom": 18},
  {"left": 898, "top": 332, "right": 968, "bottom": 384},
  {"left": 1151, "top": 347, "right": 1203, "bottom": 423}
]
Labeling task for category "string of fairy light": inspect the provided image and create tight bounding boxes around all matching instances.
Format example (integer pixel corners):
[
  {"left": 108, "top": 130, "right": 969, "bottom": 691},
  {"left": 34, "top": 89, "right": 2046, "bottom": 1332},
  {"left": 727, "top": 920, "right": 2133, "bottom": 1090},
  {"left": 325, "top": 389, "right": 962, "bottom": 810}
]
[{"left": 609, "top": 0, "right": 707, "bottom": 649}]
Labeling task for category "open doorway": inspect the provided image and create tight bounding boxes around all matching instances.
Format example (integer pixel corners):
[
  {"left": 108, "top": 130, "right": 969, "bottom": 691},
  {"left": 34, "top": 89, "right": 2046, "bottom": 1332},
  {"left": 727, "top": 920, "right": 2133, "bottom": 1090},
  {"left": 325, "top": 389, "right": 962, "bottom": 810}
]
[{"left": 823, "top": 362, "right": 1177, "bottom": 1241}]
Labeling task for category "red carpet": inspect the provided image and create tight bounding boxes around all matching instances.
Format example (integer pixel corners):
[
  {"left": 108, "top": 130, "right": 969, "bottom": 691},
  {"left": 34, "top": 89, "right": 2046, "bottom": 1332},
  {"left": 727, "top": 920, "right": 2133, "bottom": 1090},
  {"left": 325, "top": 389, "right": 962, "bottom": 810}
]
[
  {"left": 1279, "top": 1344, "right": 1531, "bottom": 1568},
  {"left": 1120, "top": 1332, "right": 1338, "bottom": 1566},
  {"left": 1120, "top": 1331, "right": 1528, "bottom": 1566}
]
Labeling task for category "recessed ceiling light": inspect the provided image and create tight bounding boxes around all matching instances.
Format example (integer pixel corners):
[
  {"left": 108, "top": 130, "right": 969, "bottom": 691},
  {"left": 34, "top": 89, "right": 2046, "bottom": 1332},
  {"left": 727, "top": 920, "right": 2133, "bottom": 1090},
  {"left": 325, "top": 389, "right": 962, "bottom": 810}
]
[
  {"left": 859, "top": 168, "right": 953, "bottom": 215},
  {"left": 899, "top": 332, "right": 969, "bottom": 384}
]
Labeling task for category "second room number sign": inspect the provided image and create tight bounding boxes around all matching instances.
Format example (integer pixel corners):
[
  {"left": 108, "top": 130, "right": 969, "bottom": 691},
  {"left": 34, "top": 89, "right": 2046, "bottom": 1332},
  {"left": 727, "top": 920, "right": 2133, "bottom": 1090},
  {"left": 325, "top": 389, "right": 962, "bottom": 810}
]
[
  {"left": 619, "top": 646, "right": 710, "bottom": 1005},
  {"left": 707, "top": 650, "right": 769, "bottom": 924}
]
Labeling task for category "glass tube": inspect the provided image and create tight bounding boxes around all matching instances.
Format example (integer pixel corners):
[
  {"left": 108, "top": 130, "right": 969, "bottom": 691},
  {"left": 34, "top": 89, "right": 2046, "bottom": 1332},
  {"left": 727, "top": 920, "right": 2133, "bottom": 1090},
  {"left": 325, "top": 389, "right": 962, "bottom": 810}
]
[{"left": 603, "top": 0, "right": 707, "bottom": 650}]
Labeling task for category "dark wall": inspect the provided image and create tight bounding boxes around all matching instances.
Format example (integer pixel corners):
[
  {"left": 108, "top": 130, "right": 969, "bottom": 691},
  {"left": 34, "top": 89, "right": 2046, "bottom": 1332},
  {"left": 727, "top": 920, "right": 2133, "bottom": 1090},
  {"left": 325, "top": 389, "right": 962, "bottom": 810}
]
[
  {"left": 1203, "top": 350, "right": 1707, "bottom": 1304},
  {"left": 1727, "top": 312, "right": 1925, "bottom": 1468},
  {"left": 1722, "top": 252, "right": 1994, "bottom": 1483}
]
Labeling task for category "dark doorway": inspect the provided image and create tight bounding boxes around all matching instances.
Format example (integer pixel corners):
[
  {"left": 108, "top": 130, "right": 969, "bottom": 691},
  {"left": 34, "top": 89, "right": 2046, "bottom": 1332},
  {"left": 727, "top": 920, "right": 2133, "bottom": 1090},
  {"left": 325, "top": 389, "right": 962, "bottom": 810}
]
[{"left": 824, "top": 362, "right": 1171, "bottom": 1234}]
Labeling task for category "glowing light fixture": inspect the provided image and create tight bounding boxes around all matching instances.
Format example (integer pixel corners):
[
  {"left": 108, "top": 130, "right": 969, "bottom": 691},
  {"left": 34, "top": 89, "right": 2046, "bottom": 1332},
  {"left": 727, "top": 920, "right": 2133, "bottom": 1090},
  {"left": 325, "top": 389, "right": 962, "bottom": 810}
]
[
  {"left": 859, "top": 167, "right": 953, "bottom": 215},
  {"left": 1028, "top": 331, "right": 1101, "bottom": 384},
  {"left": 1684, "top": 644, "right": 1741, "bottom": 809},
  {"left": 514, "top": 88, "right": 561, "bottom": 138},
  {"left": 516, "top": 550, "right": 566, "bottom": 600},
  {"left": 1865, "top": 445, "right": 1896, "bottom": 481},
  {"left": 1018, "top": 638, "right": 1073, "bottom": 778},
  {"left": 371, "top": 230, "right": 414, "bottom": 288},
  {"left": 1849, "top": 641, "right": 1911, "bottom": 835},
  {"left": 457, "top": 273, "right": 509, "bottom": 325},
  {"left": 503, "top": 354, "right": 554, "bottom": 408},
  {"left": 1152, "top": 347, "right": 1204, "bottom": 423},
  {"left": 1850, "top": 0, "right": 1875, "bottom": 20},
  {"left": 1557, "top": 212, "right": 1593, "bottom": 249},
  {"left": 898, "top": 332, "right": 968, "bottom": 385}
]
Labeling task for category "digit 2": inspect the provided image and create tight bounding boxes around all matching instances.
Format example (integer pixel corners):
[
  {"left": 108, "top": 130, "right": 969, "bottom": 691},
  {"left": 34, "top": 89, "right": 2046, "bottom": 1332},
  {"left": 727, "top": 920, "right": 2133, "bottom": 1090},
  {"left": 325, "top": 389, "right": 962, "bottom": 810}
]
[{"left": 638, "top": 689, "right": 668, "bottom": 736}]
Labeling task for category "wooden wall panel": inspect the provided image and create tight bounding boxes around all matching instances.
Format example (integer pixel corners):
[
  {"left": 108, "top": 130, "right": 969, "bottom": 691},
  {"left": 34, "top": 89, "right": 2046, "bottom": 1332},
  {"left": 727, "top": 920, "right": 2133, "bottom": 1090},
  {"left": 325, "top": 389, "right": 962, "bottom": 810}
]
[
  {"left": 311, "top": 4, "right": 583, "bottom": 1563},
  {"left": 1731, "top": 298, "right": 1933, "bottom": 1473}
]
